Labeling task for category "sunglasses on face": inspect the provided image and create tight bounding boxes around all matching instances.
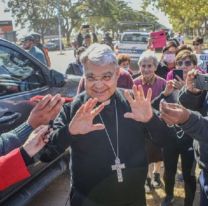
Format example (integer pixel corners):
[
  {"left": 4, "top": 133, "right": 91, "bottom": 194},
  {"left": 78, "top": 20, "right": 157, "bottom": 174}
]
[
  {"left": 176, "top": 60, "right": 192, "bottom": 67},
  {"left": 193, "top": 43, "right": 200, "bottom": 46}
]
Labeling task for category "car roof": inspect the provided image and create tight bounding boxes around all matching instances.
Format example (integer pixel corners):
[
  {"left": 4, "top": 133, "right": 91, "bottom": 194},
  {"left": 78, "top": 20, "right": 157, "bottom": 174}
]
[{"left": 121, "top": 31, "right": 149, "bottom": 35}]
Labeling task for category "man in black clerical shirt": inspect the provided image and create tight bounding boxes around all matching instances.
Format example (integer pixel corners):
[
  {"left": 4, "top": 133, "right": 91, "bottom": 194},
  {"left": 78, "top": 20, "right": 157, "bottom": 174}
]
[{"left": 40, "top": 43, "right": 169, "bottom": 206}]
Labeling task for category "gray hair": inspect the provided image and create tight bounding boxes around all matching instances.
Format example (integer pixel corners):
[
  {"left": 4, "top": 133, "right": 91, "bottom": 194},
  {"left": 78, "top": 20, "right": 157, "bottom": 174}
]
[
  {"left": 138, "top": 51, "right": 159, "bottom": 68},
  {"left": 80, "top": 43, "right": 118, "bottom": 66}
]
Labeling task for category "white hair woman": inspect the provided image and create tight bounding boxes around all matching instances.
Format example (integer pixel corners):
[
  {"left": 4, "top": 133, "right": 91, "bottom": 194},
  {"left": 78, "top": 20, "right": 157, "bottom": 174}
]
[{"left": 134, "top": 51, "right": 166, "bottom": 191}]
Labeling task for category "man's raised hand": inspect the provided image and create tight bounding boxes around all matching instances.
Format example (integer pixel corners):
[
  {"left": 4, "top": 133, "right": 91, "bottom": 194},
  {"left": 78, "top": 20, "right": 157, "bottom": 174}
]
[
  {"left": 124, "top": 85, "right": 153, "bottom": 122},
  {"left": 27, "top": 94, "right": 64, "bottom": 128},
  {"left": 68, "top": 98, "right": 105, "bottom": 135}
]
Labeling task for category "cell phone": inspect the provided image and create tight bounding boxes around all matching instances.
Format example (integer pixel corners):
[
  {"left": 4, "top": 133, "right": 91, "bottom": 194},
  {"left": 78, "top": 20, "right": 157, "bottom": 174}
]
[
  {"left": 194, "top": 73, "right": 208, "bottom": 90},
  {"left": 173, "top": 69, "right": 183, "bottom": 80}
]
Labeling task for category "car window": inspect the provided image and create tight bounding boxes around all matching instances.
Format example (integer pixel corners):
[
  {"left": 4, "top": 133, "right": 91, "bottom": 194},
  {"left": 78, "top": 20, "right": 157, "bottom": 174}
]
[
  {"left": 121, "top": 33, "right": 148, "bottom": 43},
  {"left": 0, "top": 46, "right": 46, "bottom": 96}
]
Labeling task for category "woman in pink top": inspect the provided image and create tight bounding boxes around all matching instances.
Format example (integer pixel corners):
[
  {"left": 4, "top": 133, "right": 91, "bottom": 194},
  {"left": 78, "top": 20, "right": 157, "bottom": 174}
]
[
  {"left": 134, "top": 51, "right": 166, "bottom": 192},
  {"left": 166, "top": 49, "right": 203, "bottom": 92}
]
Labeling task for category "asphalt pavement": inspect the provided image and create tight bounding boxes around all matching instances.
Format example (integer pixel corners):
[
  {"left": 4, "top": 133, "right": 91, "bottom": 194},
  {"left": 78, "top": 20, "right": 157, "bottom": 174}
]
[{"left": 49, "top": 49, "right": 75, "bottom": 74}]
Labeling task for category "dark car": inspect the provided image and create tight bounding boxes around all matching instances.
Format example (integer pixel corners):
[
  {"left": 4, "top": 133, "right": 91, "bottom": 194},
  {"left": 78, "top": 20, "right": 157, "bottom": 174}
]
[
  {"left": 45, "top": 39, "right": 65, "bottom": 51},
  {"left": 0, "top": 38, "right": 80, "bottom": 205}
]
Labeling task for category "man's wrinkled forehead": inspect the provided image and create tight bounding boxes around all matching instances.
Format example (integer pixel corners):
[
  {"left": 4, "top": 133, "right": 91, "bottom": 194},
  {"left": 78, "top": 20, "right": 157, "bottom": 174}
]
[{"left": 84, "top": 61, "right": 117, "bottom": 75}]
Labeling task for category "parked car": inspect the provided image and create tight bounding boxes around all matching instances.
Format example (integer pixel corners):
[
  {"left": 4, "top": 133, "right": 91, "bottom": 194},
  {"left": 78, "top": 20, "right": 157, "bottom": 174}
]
[
  {"left": 45, "top": 39, "right": 65, "bottom": 51},
  {"left": 114, "top": 31, "right": 149, "bottom": 70},
  {"left": 0, "top": 38, "right": 80, "bottom": 205}
]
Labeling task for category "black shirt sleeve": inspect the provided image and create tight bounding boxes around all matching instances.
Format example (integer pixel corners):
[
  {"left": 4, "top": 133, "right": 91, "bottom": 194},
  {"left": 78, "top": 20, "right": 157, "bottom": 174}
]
[
  {"left": 39, "top": 103, "right": 75, "bottom": 162},
  {"left": 20, "top": 146, "right": 34, "bottom": 166}
]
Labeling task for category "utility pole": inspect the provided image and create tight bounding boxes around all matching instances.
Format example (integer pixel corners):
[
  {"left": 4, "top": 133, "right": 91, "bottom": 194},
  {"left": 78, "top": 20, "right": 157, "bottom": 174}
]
[{"left": 57, "top": 0, "right": 63, "bottom": 54}]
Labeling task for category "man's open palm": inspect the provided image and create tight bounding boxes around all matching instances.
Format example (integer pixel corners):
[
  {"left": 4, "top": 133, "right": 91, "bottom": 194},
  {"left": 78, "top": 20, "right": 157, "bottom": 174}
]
[
  {"left": 124, "top": 85, "right": 153, "bottom": 122},
  {"left": 69, "top": 98, "right": 105, "bottom": 135}
]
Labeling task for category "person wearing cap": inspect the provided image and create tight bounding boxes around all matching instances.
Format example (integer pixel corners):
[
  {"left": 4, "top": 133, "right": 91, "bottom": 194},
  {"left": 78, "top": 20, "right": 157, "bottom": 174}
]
[
  {"left": 31, "top": 33, "right": 51, "bottom": 68},
  {"left": 22, "top": 35, "right": 47, "bottom": 65},
  {"left": 156, "top": 41, "right": 178, "bottom": 79}
]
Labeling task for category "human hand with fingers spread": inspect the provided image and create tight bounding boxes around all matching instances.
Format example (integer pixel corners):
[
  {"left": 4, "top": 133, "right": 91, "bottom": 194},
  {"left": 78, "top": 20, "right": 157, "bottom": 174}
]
[
  {"left": 68, "top": 98, "right": 105, "bottom": 135},
  {"left": 27, "top": 94, "right": 64, "bottom": 129},
  {"left": 124, "top": 85, "right": 153, "bottom": 122}
]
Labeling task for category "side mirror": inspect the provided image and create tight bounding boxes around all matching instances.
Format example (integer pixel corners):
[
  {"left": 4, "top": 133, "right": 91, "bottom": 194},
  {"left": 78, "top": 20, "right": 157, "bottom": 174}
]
[{"left": 49, "top": 69, "right": 65, "bottom": 87}]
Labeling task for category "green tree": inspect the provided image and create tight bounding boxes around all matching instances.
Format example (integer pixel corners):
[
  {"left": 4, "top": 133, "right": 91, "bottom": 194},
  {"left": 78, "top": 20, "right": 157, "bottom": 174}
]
[
  {"left": 143, "top": 0, "right": 208, "bottom": 36},
  {"left": 7, "top": 0, "right": 55, "bottom": 42}
]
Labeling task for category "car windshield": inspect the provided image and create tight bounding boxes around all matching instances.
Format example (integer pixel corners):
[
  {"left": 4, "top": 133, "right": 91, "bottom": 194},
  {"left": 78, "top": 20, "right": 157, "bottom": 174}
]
[{"left": 121, "top": 33, "right": 149, "bottom": 43}]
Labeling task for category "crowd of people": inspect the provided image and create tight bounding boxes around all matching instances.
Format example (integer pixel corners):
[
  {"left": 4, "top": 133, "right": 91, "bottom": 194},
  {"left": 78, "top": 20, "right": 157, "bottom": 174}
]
[{"left": 1, "top": 30, "right": 208, "bottom": 206}]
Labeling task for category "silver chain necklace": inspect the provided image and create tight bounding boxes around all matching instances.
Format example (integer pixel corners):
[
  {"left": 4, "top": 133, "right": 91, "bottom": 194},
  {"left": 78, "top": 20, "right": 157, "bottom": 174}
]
[{"left": 99, "top": 100, "right": 125, "bottom": 183}]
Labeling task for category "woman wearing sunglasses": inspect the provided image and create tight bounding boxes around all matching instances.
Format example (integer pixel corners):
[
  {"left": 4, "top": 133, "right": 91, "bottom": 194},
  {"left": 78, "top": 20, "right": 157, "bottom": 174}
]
[
  {"left": 156, "top": 49, "right": 198, "bottom": 206},
  {"left": 166, "top": 49, "right": 204, "bottom": 90}
]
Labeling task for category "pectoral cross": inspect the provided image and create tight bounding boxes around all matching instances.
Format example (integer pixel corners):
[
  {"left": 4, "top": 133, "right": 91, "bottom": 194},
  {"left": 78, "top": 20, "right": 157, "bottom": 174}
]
[{"left": 111, "top": 157, "right": 125, "bottom": 182}]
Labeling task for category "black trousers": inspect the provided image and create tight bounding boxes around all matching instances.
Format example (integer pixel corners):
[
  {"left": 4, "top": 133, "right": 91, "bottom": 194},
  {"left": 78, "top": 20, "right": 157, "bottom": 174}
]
[{"left": 163, "top": 142, "right": 196, "bottom": 206}]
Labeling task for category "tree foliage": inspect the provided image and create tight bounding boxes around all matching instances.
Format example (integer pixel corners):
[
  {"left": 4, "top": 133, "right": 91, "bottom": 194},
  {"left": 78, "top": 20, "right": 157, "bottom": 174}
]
[
  {"left": 7, "top": 0, "right": 163, "bottom": 43},
  {"left": 143, "top": 0, "right": 208, "bottom": 36}
]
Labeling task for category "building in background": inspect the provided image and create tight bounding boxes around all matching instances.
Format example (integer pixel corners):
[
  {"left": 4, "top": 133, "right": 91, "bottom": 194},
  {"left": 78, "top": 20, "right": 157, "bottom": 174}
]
[{"left": 0, "top": 20, "right": 16, "bottom": 42}]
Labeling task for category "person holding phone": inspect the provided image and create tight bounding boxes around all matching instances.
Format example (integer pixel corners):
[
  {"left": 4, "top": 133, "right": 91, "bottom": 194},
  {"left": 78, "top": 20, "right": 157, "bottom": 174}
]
[
  {"left": 161, "top": 69, "right": 208, "bottom": 206},
  {"left": 166, "top": 49, "right": 199, "bottom": 90},
  {"left": 152, "top": 50, "right": 198, "bottom": 206},
  {"left": 151, "top": 78, "right": 197, "bottom": 206}
]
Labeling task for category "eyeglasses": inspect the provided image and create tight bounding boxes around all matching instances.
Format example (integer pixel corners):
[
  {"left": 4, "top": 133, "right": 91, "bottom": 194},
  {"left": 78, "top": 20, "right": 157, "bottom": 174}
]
[
  {"left": 176, "top": 60, "right": 192, "bottom": 67},
  {"left": 193, "top": 43, "right": 200, "bottom": 46},
  {"left": 140, "top": 64, "right": 154, "bottom": 69},
  {"left": 85, "top": 72, "right": 115, "bottom": 82}
]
